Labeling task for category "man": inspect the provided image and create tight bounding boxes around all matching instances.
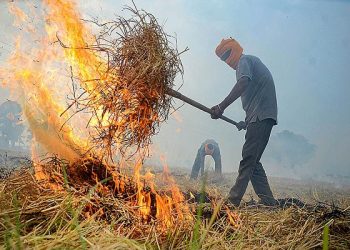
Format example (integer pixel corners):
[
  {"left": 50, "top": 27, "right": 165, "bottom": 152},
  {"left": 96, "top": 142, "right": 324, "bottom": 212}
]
[
  {"left": 211, "top": 38, "right": 277, "bottom": 206},
  {"left": 190, "top": 139, "right": 222, "bottom": 179}
]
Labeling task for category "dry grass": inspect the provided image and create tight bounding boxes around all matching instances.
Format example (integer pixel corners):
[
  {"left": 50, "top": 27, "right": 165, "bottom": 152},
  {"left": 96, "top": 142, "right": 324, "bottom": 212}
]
[
  {"left": 1, "top": 166, "right": 349, "bottom": 250},
  {"left": 60, "top": 2, "right": 187, "bottom": 159}
]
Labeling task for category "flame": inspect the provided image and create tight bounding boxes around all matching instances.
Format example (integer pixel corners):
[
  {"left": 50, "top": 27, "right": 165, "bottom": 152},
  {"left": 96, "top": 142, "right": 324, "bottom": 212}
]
[
  {"left": 2, "top": 0, "right": 192, "bottom": 228},
  {"left": 8, "top": 2, "right": 36, "bottom": 34},
  {"left": 8, "top": 4, "right": 29, "bottom": 27},
  {"left": 130, "top": 154, "right": 192, "bottom": 226},
  {"left": 225, "top": 207, "right": 241, "bottom": 229},
  {"left": 134, "top": 159, "right": 152, "bottom": 220},
  {"left": 160, "top": 155, "right": 191, "bottom": 220},
  {"left": 43, "top": 0, "right": 102, "bottom": 94},
  {"left": 2, "top": 2, "right": 91, "bottom": 162}
]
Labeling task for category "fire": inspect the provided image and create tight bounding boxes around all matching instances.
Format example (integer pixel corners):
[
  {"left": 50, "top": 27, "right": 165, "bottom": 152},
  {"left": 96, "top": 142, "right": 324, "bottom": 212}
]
[
  {"left": 132, "top": 155, "right": 192, "bottom": 226},
  {"left": 134, "top": 159, "right": 152, "bottom": 221},
  {"left": 160, "top": 156, "right": 191, "bottom": 220},
  {"left": 44, "top": 0, "right": 101, "bottom": 94},
  {"left": 8, "top": 3, "right": 34, "bottom": 33},
  {"left": 225, "top": 207, "right": 241, "bottom": 229},
  {"left": 2, "top": 1, "right": 89, "bottom": 162},
  {"left": 1, "top": 0, "right": 193, "bottom": 227}
]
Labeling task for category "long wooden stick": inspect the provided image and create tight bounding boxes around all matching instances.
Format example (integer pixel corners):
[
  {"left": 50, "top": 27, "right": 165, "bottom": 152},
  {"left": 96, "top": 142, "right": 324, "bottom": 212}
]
[{"left": 166, "top": 88, "right": 238, "bottom": 127}]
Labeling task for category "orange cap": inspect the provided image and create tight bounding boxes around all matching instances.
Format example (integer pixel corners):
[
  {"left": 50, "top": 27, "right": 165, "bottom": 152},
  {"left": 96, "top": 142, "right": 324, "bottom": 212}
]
[{"left": 215, "top": 38, "right": 243, "bottom": 69}]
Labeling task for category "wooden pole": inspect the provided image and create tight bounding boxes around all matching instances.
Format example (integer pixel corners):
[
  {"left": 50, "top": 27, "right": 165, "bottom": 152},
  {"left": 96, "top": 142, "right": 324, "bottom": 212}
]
[{"left": 166, "top": 88, "right": 239, "bottom": 127}]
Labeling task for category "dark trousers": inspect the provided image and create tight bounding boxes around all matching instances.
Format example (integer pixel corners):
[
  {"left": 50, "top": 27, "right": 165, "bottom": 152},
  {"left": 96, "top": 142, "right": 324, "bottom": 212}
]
[
  {"left": 190, "top": 150, "right": 222, "bottom": 179},
  {"left": 229, "top": 118, "right": 276, "bottom": 206}
]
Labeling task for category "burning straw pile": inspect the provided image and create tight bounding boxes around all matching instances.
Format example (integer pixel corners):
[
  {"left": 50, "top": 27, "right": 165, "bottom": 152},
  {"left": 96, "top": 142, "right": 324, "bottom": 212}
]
[{"left": 62, "top": 3, "right": 187, "bottom": 158}]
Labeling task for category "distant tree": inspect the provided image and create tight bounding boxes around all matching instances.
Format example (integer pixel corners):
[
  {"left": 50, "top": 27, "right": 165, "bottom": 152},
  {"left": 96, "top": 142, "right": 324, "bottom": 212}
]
[{"left": 0, "top": 100, "right": 24, "bottom": 149}]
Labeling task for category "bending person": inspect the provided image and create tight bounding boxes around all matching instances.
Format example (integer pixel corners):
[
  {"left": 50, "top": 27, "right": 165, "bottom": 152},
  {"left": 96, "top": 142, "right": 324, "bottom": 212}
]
[{"left": 190, "top": 139, "right": 222, "bottom": 179}]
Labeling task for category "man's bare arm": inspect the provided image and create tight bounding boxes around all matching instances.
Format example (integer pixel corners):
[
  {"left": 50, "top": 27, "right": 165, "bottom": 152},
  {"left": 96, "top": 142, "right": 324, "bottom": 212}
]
[
  {"left": 210, "top": 76, "right": 250, "bottom": 123},
  {"left": 219, "top": 76, "right": 250, "bottom": 110}
]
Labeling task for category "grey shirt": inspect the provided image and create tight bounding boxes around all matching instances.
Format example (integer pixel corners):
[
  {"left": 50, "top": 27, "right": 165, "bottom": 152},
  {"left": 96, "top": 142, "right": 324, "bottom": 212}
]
[{"left": 236, "top": 54, "right": 278, "bottom": 124}]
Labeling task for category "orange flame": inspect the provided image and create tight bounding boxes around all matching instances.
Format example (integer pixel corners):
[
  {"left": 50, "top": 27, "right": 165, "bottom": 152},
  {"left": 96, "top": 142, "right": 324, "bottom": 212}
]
[
  {"left": 8, "top": 4, "right": 30, "bottom": 28},
  {"left": 2, "top": 0, "right": 192, "bottom": 227},
  {"left": 225, "top": 207, "right": 241, "bottom": 229},
  {"left": 43, "top": 0, "right": 102, "bottom": 94},
  {"left": 2, "top": 1, "right": 92, "bottom": 162}
]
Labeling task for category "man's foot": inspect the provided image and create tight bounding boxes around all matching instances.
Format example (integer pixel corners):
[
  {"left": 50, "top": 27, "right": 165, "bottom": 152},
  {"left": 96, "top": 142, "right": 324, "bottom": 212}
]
[
  {"left": 226, "top": 197, "right": 240, "bottom": 208},
  {"left": 258, "top": 198, "right": 278, "bottom": 207}
]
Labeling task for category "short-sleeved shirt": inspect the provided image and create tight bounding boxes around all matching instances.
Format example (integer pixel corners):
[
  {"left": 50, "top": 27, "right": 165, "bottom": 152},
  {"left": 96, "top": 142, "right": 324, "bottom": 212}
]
[{"left": 236, "top": 54, "right": 278, "bottom": 124}]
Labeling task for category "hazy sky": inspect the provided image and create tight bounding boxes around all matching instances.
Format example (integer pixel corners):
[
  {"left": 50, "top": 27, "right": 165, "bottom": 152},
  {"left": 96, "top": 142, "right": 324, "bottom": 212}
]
[{"left": 1, "top": 0, "right": 349, "bottom": 180}]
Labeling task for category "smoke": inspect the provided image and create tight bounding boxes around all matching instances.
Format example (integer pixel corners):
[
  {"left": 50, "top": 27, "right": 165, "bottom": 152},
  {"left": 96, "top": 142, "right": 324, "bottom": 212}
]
[{"left": 264, "top": 130, "right": 316, "bottom": 168}]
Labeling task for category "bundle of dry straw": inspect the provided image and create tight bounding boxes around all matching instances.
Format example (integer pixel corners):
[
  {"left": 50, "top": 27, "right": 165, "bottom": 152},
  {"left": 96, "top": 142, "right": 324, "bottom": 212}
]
[{"left": 63, "top": 3, "right": 187, "bottom": 159}]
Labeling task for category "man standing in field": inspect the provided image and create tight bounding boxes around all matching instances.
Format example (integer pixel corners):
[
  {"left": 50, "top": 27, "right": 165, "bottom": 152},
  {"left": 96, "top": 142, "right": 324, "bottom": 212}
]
[{"left": 211, "top": 38, "right": 278, "bottom": 206}]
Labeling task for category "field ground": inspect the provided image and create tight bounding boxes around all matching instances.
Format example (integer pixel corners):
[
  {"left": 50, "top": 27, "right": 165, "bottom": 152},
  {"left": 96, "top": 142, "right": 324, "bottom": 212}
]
[
  {"left": 174, "top": 170, "right": 350, "bottom": 207},
  {"left": 0, "top": 155, "right": 349, "bottom": 249}
]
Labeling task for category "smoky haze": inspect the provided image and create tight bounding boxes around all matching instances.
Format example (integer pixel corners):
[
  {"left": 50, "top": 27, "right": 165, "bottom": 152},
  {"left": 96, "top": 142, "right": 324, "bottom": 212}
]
[
  {"left": 0, "top": 0, "right": 349, "bottom": 183},
  {"left": 264, "top": 130, "right": 316, "bottom": 169}
]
